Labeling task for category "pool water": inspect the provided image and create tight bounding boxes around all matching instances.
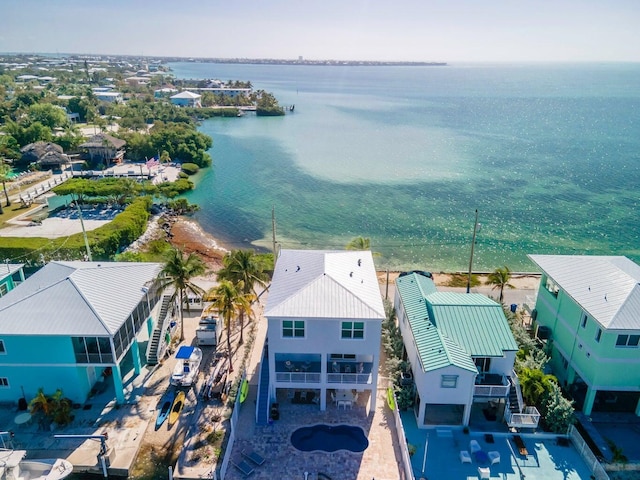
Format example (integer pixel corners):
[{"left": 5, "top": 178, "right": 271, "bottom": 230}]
[{"left": 290, "top": 424, "right": 368, "bottom": 453}]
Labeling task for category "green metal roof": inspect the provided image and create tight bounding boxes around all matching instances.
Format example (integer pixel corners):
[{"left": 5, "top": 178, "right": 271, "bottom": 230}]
[
  {"left": 396, "top": 273, "right": 518, "bottom": 373},
  {"left": 396, "top": 275, "right": 477, "bottom": 373}
]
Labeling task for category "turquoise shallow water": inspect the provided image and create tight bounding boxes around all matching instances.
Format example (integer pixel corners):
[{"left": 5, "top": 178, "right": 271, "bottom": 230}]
[{"left": 170, "top": 62, "right": 640, "bottom": 271}]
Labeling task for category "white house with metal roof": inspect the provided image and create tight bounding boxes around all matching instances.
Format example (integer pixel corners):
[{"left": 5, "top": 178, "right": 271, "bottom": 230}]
[
  {"left": 529, "top": 255, "right": 640, "bottom": 416},
  {"left": 261, "top": 249, "right": 384, "bottom": 419},
  {"left": 0, "top": 261, "right": 175, "bottom": 406},
  {"left": 170, "top": 91, "right": 202, "bottom": 107},
  {"left": 394, "top": 272, "right": 529, "bottom": 428}
]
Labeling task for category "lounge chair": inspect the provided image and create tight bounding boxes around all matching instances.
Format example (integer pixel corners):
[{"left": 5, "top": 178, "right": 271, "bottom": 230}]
[
  {"left": 459, "top": 450, "right": 472, "bottom": 464},
  {"left": 242, "top": 449, "right": 266, "bottom": 466},
  {"left": 488, "top": 451, "right": 500, "bottom": 465},
  {"left": 469, "top": 439, "right": 482, "bottom": 454},
  {"left": 513, "top": 435, "right": 528, "bottom": 456},
  {"left": 232, "top": 459, "right": 254, "bottom": 477}
]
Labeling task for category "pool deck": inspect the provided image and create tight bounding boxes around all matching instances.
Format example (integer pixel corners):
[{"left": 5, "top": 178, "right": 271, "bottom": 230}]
[
  {"left": 401, "top": 413, "right": 597, "bottom": 480},
  {"left": 223, "top": 375, "right": 403, "bottom": 480}
]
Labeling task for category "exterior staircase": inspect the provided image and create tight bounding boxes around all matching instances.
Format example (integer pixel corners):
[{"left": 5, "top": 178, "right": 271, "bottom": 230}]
[
  {"left": 146, "top": 295, "right": 173, "bottom": 365},
  {"left": 256, "top": 344, "right": 270, "bottom": 425},
  {"left": 508, "top": 371, "right": 525, "bottom": 414},
  {"left": 508, "top": 383, "right": 521, "bottom": 413}
]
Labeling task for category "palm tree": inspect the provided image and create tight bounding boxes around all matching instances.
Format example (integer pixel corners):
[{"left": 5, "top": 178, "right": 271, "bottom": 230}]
[
  {"left": 158, "top": 247, "right": 207, "bottom": 341},
  {"left": 346, "top": 236, "right": 371, "bottom": 250},
  {"left": 518, "top": 367, "right": 557, "bottom": 406},
  {"left": 486, "top": 266, "right": 515, "bottom": 303},
  {"left": 0, "top": 160, "right": 12, "bottom": 209},
  {"left": 205, "top": 280, "right": 254, "bottom": 372},
  {"left": 216, "top": 249, "right": 269, "bottom": 345}
]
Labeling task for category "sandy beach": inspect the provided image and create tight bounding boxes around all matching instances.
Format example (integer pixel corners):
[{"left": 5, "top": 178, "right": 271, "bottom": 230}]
[{"left": 165, "top": 215, "right": 540, "bottom": 290}]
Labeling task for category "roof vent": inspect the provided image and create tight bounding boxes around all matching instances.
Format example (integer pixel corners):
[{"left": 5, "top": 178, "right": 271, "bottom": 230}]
[
  {"left": 358, "top": 259, "right": 362, "bottom": 266},
  {"left": 296, "top": 266, "right": 300, "bottom": 272},
  {"left": 350, "top": 272, "right": 353, "bottom": 277}
]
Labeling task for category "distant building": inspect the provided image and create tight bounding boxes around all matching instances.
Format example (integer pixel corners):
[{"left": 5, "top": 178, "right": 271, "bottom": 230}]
[
  {"left": 94, "top": 91, "right": 123, "bottom": 103},
  {"left": 529, "top": 254, "right": 640, "bottom": 416},
  {"left": 170, "top": 91, "right": 202, "bottom": 107},
  {"left": 125, "top": 76, "right": 150, "bottom": 86},
  {"left": 154, "top": 87, "right": 178, "bottom": 99},
  {"left": 79, "top": 133, "right": 126, "bottom": 165},
  {"left": 20, "top": 141, "right": 70, "bottom": 170}
]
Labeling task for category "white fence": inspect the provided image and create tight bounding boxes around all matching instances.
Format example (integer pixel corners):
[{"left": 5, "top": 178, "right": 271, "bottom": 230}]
[
  {"left": 568, "top": 425, "right": 610, "bottom": 480},
  {"left": 388, "top": 388, "right": 412, "bottom": 480}
]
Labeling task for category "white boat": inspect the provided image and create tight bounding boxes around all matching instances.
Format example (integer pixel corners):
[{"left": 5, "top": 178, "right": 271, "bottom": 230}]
[
  {"left": 0, "top": 449, "right": 73, "bottom": 480},
  {"left": 170, "top": 346, "right": 203, "bottom": 387}
]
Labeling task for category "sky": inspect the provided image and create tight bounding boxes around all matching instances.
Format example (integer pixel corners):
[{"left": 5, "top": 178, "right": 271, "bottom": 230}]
[{"left": 1, "top": 0, "right": 639, "bottom": 62}]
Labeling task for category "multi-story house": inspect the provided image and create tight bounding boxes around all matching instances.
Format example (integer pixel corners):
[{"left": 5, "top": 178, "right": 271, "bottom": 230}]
[
  {"left": 259, "top": 249, "right": 385, "bottom": 420},
  {"left": 529, "top": 254, "right": 640, "bottom": 416},
  {"left": 0, "top": 261, "right": 175, "bottom": 405},
  {"left": 394, "top": 271, "right": 537, "bottom": 428}
]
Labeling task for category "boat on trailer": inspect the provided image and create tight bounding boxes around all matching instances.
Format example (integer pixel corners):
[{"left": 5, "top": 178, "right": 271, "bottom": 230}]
[
  {"left": 170, "top": 346, "right": 203, "bottom": 387},
  {"left": 0, "top": 449, "right": 73, "bottom": 480}
]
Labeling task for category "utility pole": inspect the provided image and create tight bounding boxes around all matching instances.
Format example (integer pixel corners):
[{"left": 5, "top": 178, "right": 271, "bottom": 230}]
[
  {"left": 74, "top": 202, "right": 93, "bottom": 261},
  {"left": 271, "top": 205, "right": 277, "bottom": 261},
  {"left": 466, "top": 209, "right": 479, "bottom": 294}
]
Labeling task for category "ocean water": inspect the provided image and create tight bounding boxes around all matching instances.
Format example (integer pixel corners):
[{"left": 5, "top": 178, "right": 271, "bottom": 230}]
[{"left": 169, "top": 62, "right": 640, "bottom": 272}]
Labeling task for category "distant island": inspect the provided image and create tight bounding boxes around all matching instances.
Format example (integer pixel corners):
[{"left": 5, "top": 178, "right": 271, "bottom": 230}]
[
  {"left": 1, "top": 53, "right": 446, "bottom": 67},
  {"left": 169, "top": 57, "right": 447, "bottom": 67}
]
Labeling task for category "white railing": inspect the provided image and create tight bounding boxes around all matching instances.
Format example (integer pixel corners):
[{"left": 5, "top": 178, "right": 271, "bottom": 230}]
[
  {"left": 275, "top": 372, "right": 321, "bottom": 383},
  {"left": 389, "top": 389, "right": 412, "bottom": 480},
  {"left": 568, "top": 425, "right": 610, "bottom": 480},
  {"left": 510, "top": 369, "right": 525, "bottom": 412},
  {"left": 474, "top": 383, "right": 510, "bottom": 397},
  {"left": 327, "top": 373, "right": 372, "bottom": 384},
  {"left": 505, "top": 406, "right": 541, "bottom": 429}
]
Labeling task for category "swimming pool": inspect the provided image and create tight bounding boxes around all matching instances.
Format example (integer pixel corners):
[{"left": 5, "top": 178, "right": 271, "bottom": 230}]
[{"left": 290, "top": 424, "right": 368, "bottom": 453}]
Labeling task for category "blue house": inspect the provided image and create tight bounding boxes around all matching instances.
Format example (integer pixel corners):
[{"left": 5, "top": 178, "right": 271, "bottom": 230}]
[
  {"left": 0, "top": 264, "right": 25, "bottom": 297},
  {"left": 0, "top": 261, "right": 176, "bottom": 406}
]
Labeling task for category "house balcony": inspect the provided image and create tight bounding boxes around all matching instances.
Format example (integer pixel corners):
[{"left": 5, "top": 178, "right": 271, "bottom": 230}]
[
  {"left": 327, "top": 361, "right": 373, "bottom": 385},
  {"left": 474, "top": 373, "right": 510, "bottom": 397},
  {"left": 505, "top": 405, "right": 541, "bottom": 429},
  {"left": 275, "top": 359, "right": 322, "bottom": 384}
]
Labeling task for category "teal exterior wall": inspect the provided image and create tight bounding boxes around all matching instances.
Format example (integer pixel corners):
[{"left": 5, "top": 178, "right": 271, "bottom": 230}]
[
  {"left": 0, "top": 335, "right": 93, "bottom": 404},
  {"left": 534, "top": 273, "right": 640, "bottom": 396}
]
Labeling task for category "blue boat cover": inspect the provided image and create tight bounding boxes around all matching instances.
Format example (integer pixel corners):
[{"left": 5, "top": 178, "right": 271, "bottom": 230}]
[{"left": 176, "top": 346, "right": 195, "bottom": 359}]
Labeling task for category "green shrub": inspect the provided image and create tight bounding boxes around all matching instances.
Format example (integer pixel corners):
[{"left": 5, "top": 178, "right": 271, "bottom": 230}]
[{"left": 181, "top": 163, "right": 200, "bottom": 175}]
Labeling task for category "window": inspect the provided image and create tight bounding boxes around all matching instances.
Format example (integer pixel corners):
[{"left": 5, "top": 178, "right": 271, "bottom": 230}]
[
  {"left": 616, "top": 334, "right": 640, "bottom": 347},
  {"left": 341, "top": 321, "right": 364, "bottom": 339},
  {"left": 330, "top": 353, "right": 356, "bottom": 360},
  {"left": 581, "top": 313, "right": 588, "bottom": 328},
  {"left": 0, "top": 340, "right": 5, "bottom": 354},
  {"left": 544, "top": 277, "right": 559, "bottom": 296},
  {"left": 595, "top": 328, "right": 602, "bottom": 343},
  {"left": 0, "top": 377, "right": 8, "bottom": 387},
  {"left": 283, "top": 320, "right": 305, "bottom": 338},
  {"left": 441, "top": 375, "right": 458, "bottom": 388},
  {"left": 72, "top": 336, "right": 114, "bottom": 363}
]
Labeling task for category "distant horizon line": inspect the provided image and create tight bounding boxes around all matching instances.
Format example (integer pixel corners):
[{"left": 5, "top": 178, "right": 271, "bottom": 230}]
[{"left": 1, "top": 52, "right": 639, "bottom": 65}]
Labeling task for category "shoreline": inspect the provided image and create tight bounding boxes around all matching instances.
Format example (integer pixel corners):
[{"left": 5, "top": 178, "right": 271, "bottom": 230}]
[{"left": 163, "top": 216, "right": 541, "bottom": 289}]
